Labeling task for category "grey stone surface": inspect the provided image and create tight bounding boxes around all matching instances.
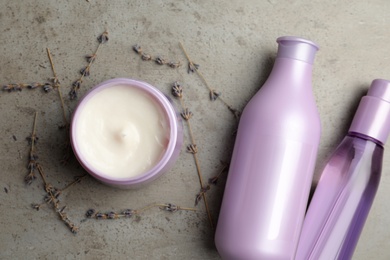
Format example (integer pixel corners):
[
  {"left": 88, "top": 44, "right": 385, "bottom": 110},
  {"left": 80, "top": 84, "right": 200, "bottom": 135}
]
[{"left": 0, "top": 0, "right": 389, "bottom": 259}]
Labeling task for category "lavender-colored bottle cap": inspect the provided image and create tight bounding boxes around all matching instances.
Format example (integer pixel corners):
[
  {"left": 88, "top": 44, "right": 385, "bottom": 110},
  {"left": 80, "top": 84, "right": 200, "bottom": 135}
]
[
  {"left": 276, "top": 36, "right": 319, "bottom": 64},
  {"left": 349, "top": 79, "right": 390, "bottom": 144},
  {"left": 367, "top": 79, "right": 390, "bottom": 101}
]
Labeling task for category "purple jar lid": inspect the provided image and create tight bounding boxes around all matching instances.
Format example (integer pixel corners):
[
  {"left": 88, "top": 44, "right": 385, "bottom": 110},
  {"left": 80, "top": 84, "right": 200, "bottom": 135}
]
[{"left": 70, "top": 78, "right": 183, "bottom": 188}]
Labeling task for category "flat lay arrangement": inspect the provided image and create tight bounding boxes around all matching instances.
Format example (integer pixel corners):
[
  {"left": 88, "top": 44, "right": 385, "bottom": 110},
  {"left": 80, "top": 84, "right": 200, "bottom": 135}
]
[{"left": 1, "top": 1, "right": 389, "bottom": 259}]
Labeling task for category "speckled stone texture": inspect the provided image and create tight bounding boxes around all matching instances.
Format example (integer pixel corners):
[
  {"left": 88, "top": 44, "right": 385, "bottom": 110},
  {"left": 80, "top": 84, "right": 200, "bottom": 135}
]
[{"left": 0, "top": 1, "right": 389, "bottom": 259}]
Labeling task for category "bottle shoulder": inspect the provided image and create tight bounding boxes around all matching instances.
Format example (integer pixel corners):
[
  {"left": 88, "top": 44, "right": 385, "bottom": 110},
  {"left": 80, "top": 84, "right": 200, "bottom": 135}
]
[
  {"left": 249, "top": 82, "right": 319, "bottom": 116},
  {"left": 239, "top": 89, "right": 321, "bottom": 141}
]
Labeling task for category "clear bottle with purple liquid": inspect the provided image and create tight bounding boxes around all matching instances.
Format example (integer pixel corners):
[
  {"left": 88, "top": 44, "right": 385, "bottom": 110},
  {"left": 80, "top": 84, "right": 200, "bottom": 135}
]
[{"left": 295, "top": 79, "right": 390, "bottom": 260}]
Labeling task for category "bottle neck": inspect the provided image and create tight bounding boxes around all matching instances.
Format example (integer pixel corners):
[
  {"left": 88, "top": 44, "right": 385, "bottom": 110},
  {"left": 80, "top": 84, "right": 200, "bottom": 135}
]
[
  {"left": 276, "top": 36, "right": 319, "bottom": 64},
  {"left": 266, "top": 58, "right": 313, "bottom": 89}
]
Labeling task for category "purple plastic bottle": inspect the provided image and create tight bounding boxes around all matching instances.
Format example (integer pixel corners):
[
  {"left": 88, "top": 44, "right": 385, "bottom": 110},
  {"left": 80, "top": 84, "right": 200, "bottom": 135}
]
[
  {"left": 295, "top": 79, "right": 390, "bottom": 260},
  {"left": 215, "top": 36, "right": 321, "bottom": 259}
]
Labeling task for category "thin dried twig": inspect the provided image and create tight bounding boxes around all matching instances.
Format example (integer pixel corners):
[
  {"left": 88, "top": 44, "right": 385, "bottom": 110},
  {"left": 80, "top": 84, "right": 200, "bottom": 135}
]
[
  {"left": 132, "top": 44, "right": 182, "bottom": 69},
  {"left": 171, "top": 81, "right": 214, "bottom": 229},
  {"left": 41, "top": 174, "right": 87, "bottom": 200},
  {"left": 2, "top": 82, "right": 54, "bottom": 92},
  {"left": 69, "top": 30, "right": 109, "bottom": 100},
  {"left": 208, "top": 162, "right": 229, "bottom": 185},
  {"left": 46, "top": 48, "right": 72, "bottom": 165},
  {"left": 86, "top": 203, "right": 196, "bottom": 220},
  {"left": 179, "top": 42, "right": 241, "bottom": 120},
  {"left": 35, "top": 164, "right": 79, "bottom": 234},
  {"left": 46, "top": 48, "right": 68, "bottom": 126},
  {"left": 24, "top": 113, "right": 82, "bottom": 234},
  {"left": 60, "top": 175, "right": 87, "bottom": 193},
  {"left": 25, "top": 112, "right": 39, "bottom": 185}
]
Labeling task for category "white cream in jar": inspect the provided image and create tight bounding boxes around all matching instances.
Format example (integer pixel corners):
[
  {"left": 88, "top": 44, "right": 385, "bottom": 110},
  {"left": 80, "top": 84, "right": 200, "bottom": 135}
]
[{"left": 73, "top": 84, "right": 170, "bottom": 179}]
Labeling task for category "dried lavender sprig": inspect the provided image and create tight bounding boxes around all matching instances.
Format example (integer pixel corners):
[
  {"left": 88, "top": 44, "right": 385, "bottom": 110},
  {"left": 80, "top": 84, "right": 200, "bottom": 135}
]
[
  {"left": 3, "top": 83, "right": 22, "bottom": 92},
  {"left": 168, "top": 61, "right": 181, "bottom": 68},
  {"left": 172, "top": 82, "right": 183, "bottom": 98},
  {"left": 97, "top": 30, "right": 109, "bottom": 44},
  {"left": 46, "top": 48, "right": 72, "bottom": 165},
  {"left": 195, "top": 185, "right": 210, "bottom": 206},
  {"left": 141, "top": 53, "right": 152, "bottom": 61},
  {"left": 171, "top": 82, "right": 214, "bottom": 228},
  {"left": 188, "top": 61, "right": 200, "bottom": 73},
  {"left": 179, "top": 42, "right": 241, "bottom": 120},
  {"left": 210, "top": 90, "right": 221, "bottom": 101},
  {"left": 57, "top": 206, "right": 79, "bottom": 234},
  {"left": 85, "top": 209, "right": 132, "bottom": 220},
  {"left": 31, "top": 172, "right": 86, "bottom": 213},
  {"left": 186, "top": 144, "right": 198, "bottom": 154},
  {"left": 69, "top": 30, "right": 109, "bottom": 100},
  {"left": 35, "top": 163, "right": 79, "bottom": 234},
  {"left": 31, "top": 203, "right": 42, "bottom": 211},
  {"left": 208, "top": 162, "right": 229, "bottom": 185},
  {"left": 44, "top": 174, "right": 87, "bottom": 201},
  {"left": 25, "top": 112, "right": 39, "bottom": 185},
  {"left": 85, "top": 54, "right": 96, "bottom": 63},
  {"left": 132, "top": 44, "right": 143, "bottom": 54},
  {"left": 159, "top": 203, "right": 197, "bottom": 212},
  {"left": 155, "top": 56, "right": 166, "bottom": 65},
  {"left": 47, "top": 48, "right": 68, "bottom": 126},
  {"left": 132, "top": 44, "right": 182, "bottom": 69},
  {"left": 60, "top": 175, "right": 87, "bottom": 192},
  {"left": 2, "top": 83, "right": 54, "bottom": 92},
  {"left": 135, "top": 203, "right": 196, "bottom": 214},
  {"left": 181, "top": 108, "right": 193, "bottom": 121},
  {"left": 86, "top": 203, "right": 196, "bottom": 220}
]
